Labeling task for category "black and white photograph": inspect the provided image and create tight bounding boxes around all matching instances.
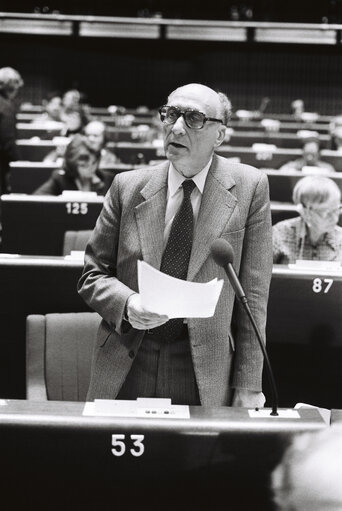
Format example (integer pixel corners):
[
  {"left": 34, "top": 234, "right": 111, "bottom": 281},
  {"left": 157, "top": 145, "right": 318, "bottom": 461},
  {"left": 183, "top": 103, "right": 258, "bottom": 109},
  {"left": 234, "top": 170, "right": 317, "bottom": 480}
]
[{"left": 0, "top": 2, "right": 341, "bottom": 510}]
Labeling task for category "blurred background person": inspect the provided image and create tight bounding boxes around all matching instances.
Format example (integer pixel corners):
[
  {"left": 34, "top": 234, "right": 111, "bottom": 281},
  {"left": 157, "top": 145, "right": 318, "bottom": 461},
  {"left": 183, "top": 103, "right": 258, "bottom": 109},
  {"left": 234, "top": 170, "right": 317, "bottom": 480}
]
[
  {"left": 291, "top": 98, "right": 304, "bottom": 120},
  {"left": 33, "top": 134, "right": 106, "bottom": 195},
  {"left": 271, "top": 427, "right": 342, "bottom": 511},
  {"left": 60, "top": 89, "right": 90, "bottom": 135},
  {"left": 30, "top": 91, "right": 62, "bottom": 125},
  {"left": 0, "top": 66, "right": 24, "bottom": 194},
  {"left": 329, "top": 114, "right": 342, "bottom": 151},
  {"left": 273, "top": 175, "right": 342, "bottom": 263},
  {"left": 278, "top": 139, "right": 335, "bottom": 173},
  {"left": 83, "top": 120, "right": 120, "bottom": 166}
]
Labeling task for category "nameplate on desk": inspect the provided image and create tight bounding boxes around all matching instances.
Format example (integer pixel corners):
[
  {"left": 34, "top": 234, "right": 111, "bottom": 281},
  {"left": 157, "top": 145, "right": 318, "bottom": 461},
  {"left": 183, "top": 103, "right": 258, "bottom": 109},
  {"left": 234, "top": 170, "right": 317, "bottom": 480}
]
[{"left": 83, "top": 398, "right": 190, "bottom": 419}]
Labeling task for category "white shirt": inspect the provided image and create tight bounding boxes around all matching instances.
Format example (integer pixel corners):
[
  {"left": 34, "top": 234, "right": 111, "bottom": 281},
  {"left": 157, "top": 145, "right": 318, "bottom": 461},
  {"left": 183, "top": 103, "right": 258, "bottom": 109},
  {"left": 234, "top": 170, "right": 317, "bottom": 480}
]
[{"left": 163, "top": 159, "right": 212, "bottom": 248}]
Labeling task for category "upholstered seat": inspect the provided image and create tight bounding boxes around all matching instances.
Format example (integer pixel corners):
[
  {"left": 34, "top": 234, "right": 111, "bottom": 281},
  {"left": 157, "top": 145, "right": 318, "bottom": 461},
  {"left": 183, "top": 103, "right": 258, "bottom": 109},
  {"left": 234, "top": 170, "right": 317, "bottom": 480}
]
[
  {"left": 26, "top": 312, "right": 101, "bottom": 401},
  {"left": 62, "top": 229, "right": 92, "bottom": 255}
]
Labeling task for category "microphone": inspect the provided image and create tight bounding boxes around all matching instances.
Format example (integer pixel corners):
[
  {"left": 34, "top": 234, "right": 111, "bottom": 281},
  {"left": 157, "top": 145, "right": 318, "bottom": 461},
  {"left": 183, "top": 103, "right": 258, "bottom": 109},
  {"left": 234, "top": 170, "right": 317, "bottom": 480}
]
[{"left": 211, "top": 238, "right": 279, "bottom": 416}]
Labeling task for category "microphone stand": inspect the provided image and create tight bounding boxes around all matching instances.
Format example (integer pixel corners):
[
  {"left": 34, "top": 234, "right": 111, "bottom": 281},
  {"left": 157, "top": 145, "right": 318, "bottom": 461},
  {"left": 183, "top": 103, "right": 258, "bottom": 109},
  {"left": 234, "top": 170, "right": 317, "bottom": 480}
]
[{"left": 238, "top": 294, "right": 279, "bottom": 416}]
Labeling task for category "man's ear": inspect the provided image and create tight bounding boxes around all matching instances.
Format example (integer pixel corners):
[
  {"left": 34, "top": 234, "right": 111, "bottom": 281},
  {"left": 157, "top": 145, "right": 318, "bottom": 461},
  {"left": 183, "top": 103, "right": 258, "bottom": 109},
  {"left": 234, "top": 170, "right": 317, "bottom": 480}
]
[{"left": 214, "top": 125, "right": 227, "bottom": 148}]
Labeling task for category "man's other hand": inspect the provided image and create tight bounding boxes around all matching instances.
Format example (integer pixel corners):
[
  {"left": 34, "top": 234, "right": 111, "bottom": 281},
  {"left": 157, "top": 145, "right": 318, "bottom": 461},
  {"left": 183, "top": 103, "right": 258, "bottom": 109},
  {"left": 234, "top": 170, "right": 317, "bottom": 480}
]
[
  {"left": 232, "top": 390, "right": 266, "bottom": 408},
  {"left": 126, "top": 293, "right": 169, "bottom": 330}
]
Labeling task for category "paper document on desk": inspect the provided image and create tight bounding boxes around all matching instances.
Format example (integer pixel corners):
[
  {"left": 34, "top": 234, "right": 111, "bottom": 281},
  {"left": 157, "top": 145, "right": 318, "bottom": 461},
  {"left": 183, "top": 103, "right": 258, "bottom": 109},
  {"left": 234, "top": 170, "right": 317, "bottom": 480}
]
[{"left": 138, "top": 260, "right": 223, "bottom": 318}]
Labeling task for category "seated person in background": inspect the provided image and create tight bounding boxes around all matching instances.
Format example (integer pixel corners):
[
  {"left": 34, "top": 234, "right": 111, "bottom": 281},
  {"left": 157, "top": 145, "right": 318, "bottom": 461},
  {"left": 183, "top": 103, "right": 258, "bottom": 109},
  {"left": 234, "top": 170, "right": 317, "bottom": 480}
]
[
  {"left": 273, "top": 175, "right": 342, "bottom": 264},
  {"left": 84, "top": 120, "right": 120, "bottom": 166},
  {"left": 329, "top": 115, "right": 342, "bottom": 151},
  {"left": 60, "top": 89, "right": 90, "bottom": 135},
  {"left": 0, "top": 66, "right": 24, "bottom": 194},
  {"left": 33, "top": 134, "right": 106, "bottom": 196},
  {"left": 278, "top": 140, "right": 335, "bottom": 173},
  {"left": 30, "top": 91, "right": 62, "bottom": 124},
  {"left": 271, "top": 427, "right": 342, "bottom": 511},
  {"left": 291, "top": 98, "right": 304, "bottom": 120}
]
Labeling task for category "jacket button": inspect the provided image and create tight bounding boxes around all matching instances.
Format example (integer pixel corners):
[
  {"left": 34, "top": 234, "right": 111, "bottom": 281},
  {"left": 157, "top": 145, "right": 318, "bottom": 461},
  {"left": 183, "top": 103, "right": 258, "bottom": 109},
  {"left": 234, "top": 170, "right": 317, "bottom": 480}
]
[{"left": 129, "top": 350, "right": 135, "bottom": 359}]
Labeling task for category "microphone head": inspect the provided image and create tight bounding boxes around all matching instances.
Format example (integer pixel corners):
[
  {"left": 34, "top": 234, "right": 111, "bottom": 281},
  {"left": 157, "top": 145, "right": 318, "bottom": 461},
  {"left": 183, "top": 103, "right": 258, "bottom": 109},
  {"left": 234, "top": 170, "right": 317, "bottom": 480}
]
[{"left": 211, "top": 239, "right": 234, "bottom": 267}]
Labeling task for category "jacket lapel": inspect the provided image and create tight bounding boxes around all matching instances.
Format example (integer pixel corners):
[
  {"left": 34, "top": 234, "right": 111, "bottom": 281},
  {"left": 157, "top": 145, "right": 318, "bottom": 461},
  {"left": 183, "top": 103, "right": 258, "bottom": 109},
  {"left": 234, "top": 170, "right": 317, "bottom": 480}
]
[
  {"left": 188, "top": 155, "right": 237, "bottom": 281},
  {"left": 134, "top": 161, "right": 169, "bottom": 270}
]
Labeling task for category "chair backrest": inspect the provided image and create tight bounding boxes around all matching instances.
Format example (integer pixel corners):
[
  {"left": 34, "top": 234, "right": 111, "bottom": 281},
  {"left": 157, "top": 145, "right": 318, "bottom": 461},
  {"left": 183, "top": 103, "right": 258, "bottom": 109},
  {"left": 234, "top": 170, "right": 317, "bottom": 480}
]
[
  {"left": 62, "top": 229, "right": 92, "bottom": 255},
  {"left": 26, "top": 312, "right": 101, "bottom": 401}
]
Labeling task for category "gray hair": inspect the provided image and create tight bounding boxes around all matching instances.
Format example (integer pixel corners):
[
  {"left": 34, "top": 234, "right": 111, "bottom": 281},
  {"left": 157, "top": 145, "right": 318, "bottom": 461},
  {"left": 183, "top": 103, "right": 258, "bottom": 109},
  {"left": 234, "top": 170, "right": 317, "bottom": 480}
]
[
  {"left": 0, "top": 67, "right": 23, "bottom": 92},
  {"left": 217, "top": 91, "right": 232, "bottom": 126},
  {"left": 292, "top": 175, "right": 341, "bottom": 206},
  {"left": 271, "top": 427, "right": 342, "bottom": 511}
]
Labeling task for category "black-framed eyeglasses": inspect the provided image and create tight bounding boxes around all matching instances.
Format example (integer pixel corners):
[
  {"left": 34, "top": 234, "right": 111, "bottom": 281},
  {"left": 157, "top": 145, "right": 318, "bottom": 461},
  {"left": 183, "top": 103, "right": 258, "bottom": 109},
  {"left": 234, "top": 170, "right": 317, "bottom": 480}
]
[{"left": 159, "top": 105, "right": 224, "bottom": 130}]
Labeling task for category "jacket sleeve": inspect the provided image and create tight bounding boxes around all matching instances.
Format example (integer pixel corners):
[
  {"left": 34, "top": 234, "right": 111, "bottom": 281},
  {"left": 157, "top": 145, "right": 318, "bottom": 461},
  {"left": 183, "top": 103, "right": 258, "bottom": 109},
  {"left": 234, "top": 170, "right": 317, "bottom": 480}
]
[
  {"left": 230, "top": 172, "right": 273, "bottom": 391},
  {"left": 77, "top": 175, "right": 135, "bottom": 334}
]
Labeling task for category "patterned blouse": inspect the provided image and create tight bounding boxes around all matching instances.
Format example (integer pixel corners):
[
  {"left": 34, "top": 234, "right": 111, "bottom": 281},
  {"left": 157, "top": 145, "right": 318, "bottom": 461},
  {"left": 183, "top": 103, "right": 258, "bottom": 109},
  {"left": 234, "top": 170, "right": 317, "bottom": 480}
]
[{"left": 273, "top": 216, "right": 342, "bottom": 264}]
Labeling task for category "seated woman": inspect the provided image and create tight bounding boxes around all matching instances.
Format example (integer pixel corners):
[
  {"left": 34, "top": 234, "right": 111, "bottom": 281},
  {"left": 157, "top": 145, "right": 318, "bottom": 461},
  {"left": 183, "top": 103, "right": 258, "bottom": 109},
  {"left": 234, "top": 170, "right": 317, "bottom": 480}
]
[
  {"left": 273, "top": 175, "right": 342, "bottom": 264},
  {"left": 33, "top": 134, "right": 106, "bottom": 196}
]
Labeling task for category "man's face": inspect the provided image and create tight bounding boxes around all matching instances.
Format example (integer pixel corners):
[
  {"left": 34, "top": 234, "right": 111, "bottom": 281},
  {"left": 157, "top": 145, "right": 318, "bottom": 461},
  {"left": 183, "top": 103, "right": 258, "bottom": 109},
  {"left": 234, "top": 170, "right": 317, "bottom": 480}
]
[
  {"left": 85, "top": 123, "right": 105, "bottom": 152},
  {"left": 76, "top": 150, "right": 98, "bottom": 180},
  {"left": 162, "top": 84, "right": 226, "bottom": 177},
  {"left": 46, "top": 97, "right": 62, "bottom": 120}
]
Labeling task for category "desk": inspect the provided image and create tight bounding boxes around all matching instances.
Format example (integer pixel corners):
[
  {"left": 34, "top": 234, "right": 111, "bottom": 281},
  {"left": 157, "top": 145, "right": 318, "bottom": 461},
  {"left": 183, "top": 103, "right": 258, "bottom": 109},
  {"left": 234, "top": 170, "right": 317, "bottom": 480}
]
[
  {"left": 16, "top": 123, "right": 62, "bottom": 139},
  {"left": 9, "top": 161, "right": 58, "bottom": 193},
  {"left": 266, "top": 169, "right": 342, "bottom": 202},
  {"left": 0, "top": 255, "right": 87, "bottom": 398},
  {"left": 8, "top": 162, "right": 132, "bottom": 194},
  {"left": 0, "top": 400, "right": 325, "bottom": 511},
  {"left": 16, "top": 139, "right": 56, "bottom": 160},
  {"left": 228, "top": 131, "right": 330, "bottom": 149},
  {"left": 1, "top": 194, "right": 104, "bottom": 255},
  {"left": 266, "top": 266, "right": 342, "bottom": 409}
]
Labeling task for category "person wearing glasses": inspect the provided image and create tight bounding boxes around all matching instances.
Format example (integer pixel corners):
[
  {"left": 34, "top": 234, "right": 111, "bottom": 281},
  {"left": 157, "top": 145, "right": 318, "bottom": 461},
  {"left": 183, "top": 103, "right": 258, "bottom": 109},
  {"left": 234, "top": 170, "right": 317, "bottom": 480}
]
[
  {"left": 78, "top": 83, "right": 272, "bottom": 408},
  {"left": 33, "top": 134, "right": 106, "bottom": 195},
  {"left": 273, "top": 175, "right": 342, "bottom": 264}
]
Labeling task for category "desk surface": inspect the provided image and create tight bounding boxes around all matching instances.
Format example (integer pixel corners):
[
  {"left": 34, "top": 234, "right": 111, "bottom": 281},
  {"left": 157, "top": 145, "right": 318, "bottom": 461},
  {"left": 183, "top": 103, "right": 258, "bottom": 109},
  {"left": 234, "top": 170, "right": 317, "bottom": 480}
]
[{"left": 0, "top": 400, "right": 325, "bottom": 511}]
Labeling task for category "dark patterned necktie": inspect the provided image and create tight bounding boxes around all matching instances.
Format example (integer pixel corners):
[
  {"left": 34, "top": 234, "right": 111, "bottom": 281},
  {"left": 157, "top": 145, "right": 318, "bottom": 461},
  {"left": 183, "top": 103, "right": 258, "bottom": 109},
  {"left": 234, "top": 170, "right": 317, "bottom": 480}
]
[{"left": 151, "top": 179, "right": 196, "bottom": 341}]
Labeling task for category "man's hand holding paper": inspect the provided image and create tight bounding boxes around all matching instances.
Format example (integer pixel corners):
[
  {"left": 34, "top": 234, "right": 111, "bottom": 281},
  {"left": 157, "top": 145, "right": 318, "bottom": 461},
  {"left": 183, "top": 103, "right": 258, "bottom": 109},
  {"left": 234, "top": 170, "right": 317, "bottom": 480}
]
[{"left": 126, "top": 293, "right": 169, "bottom": 330}]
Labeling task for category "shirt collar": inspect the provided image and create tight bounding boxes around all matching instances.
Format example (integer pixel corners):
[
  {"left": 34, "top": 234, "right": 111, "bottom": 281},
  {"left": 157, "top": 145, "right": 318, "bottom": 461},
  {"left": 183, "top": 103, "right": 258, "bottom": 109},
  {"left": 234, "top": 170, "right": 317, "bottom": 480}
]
[{"left": 168, "top": 158, "right": 212, "bottom": 198}]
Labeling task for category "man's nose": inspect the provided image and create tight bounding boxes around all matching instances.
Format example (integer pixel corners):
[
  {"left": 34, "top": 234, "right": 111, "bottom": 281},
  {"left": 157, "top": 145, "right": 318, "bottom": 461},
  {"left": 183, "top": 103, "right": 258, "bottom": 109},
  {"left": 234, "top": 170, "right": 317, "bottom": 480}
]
[{"left": 171, "top": 115, "right": 186, "bottom": 135}]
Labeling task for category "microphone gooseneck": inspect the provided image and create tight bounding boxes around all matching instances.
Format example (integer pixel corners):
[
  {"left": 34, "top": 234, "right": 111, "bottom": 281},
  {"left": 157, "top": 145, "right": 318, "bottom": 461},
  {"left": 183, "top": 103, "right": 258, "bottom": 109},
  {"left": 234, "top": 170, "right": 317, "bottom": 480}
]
[{"left": 211, "top": 238, "right": 279, "bottom": 416}]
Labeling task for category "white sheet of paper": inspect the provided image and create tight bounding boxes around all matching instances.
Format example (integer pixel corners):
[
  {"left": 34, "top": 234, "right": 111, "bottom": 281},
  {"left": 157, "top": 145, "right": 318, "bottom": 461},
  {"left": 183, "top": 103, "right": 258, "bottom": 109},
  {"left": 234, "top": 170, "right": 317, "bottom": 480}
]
[{"left": 138, "top": 260, "right": 223, "bottom": 318}]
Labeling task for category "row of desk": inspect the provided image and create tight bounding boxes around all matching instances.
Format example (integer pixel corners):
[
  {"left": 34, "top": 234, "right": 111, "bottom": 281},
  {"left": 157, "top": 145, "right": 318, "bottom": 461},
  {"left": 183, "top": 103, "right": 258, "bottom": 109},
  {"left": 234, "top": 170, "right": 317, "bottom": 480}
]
[
  {"left": 15, "top": 140, "right": 342, "bottom": 169},
  {"left": 0, "top": 252, "right": 341, "bottom": 409},
  {"left": 8, "top": 161, "right": 342, "bottom": 199},
  {"left": 0, "top": 194, "right": 299, "bottom": 256},
  {"left": 16, "top": 120, "right": 333, "bottom": 140}
]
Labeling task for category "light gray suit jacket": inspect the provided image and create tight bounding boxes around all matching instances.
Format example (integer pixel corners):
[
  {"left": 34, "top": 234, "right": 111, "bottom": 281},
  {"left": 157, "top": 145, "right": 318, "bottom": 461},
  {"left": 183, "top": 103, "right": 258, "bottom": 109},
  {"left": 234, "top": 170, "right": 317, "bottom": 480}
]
[{"left": 78, "top": 153, "right": 273, "bottom": 406}]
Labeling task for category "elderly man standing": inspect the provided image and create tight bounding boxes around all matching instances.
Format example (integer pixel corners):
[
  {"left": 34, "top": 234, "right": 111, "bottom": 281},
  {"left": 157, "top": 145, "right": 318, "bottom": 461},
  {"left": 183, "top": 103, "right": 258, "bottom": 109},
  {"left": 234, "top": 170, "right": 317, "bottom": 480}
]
[
  {"left": 0, "top": 67, "right": 23, "bottom": 194},
  {"left": 78, "top": 83, "right": 272, "bottom": 408}
]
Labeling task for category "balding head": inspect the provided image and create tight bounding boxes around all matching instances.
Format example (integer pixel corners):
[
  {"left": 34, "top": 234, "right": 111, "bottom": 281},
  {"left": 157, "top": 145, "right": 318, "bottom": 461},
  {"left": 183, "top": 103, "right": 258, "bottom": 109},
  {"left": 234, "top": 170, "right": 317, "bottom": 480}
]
[
  {"left": 168, "top": 83, "right": 231, "bottom": 125},
  {"left": 162, "top": 83, "right": 228, "bottom": 177}
]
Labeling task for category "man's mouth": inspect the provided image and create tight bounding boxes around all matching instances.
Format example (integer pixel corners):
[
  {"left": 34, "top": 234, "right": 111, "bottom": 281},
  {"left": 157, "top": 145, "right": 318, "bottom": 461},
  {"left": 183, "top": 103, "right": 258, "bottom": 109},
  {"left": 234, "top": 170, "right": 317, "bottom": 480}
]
[{"left": 169, "top": 141, "right": 186, "bottom": 149}]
